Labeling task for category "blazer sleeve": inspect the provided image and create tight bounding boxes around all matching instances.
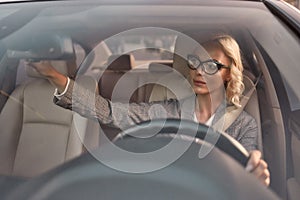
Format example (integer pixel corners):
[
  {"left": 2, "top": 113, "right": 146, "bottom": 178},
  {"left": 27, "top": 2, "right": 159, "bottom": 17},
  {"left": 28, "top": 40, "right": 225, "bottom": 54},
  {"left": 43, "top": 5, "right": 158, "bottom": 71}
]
[{"left": 54, "top": 79, "right": 181, "bottom": 129}]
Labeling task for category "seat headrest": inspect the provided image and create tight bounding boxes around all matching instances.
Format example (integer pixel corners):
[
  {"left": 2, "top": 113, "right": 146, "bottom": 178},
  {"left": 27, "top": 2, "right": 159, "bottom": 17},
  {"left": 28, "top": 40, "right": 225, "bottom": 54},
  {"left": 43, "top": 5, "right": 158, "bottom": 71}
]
[
  {"left": 106, "top": 54, "right": 134, "bottom": 71},
  {"left": 148, "top": 63, "right": 173, "bottom": 73},
  {"left": 172, "top": 35, "right": 201, "bottom": 78},
  {"left": 25, "top": 60, "right": 70, "bottom": 79}
]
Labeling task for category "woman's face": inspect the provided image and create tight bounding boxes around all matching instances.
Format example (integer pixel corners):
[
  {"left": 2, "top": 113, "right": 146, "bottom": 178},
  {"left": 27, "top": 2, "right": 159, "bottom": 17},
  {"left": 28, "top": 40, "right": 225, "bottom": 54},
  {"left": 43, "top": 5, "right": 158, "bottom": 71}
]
[{"left": 189, "top": 46, "right": 231, "bottom": 96}]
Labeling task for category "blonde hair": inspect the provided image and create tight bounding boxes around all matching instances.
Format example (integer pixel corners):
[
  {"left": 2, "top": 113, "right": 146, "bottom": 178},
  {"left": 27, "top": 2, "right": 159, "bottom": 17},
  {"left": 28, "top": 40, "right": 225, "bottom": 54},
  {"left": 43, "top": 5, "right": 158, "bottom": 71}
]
[{"left": 203, "top": 34, "right": 245, "bottom": 107}]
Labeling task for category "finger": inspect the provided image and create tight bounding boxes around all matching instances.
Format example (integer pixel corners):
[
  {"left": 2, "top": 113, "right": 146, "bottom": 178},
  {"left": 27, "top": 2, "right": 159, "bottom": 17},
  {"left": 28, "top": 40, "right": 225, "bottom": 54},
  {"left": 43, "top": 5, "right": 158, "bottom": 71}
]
[
  {"left": 258, "top": 167, "right": 270, "bottom": 181},
  {"left": 258, "top": 169, "right": 270, "bottom": 186},
  {"left": 27, "top": 61, "right": 48, "bottom": 70},
  {"left": 265, "top": 177, "right": 270, "bottom": 186},
  {"left": 251, "top": 159, "right": 268, "bottom": 177},
  {"left": 25, "top": 60, "right": 39, "bottom": 67},
  {"left": 250, "top": 159, "right": 271, "bottom": 187},
  {"left": 245, "top": 150, "right": 261, "bottom": 172},
  {"left": 24, "top": 61, "right": 36, "bottom": 69}
]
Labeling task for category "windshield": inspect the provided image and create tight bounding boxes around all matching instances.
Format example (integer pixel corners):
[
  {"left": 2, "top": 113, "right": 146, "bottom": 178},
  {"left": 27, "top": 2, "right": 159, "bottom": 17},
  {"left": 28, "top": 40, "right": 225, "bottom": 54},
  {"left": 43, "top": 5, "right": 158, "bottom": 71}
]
[{"left": 0, "top": 1, "right": 299, "bottom": 199}]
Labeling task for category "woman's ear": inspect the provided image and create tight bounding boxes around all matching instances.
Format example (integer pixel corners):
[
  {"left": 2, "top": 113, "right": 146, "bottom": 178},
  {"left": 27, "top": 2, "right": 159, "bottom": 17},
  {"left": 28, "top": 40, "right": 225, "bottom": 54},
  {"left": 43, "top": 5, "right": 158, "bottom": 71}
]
[
  {"left": 223, "top": 74, "right": 231, "bottom": 88},
  {"left": 223, "top": 70, "right": 231, "bottom": 82},
  {"left": 226, "top": 74, "right": 231, "bottom": 82}
]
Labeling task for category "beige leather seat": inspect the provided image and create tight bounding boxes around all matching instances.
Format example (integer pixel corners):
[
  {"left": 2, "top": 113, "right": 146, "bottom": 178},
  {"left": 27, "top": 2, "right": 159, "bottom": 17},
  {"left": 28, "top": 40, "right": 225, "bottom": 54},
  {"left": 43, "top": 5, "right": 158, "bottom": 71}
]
[{"left": 0, "top": 61, "right": 93, "bottom": 178}]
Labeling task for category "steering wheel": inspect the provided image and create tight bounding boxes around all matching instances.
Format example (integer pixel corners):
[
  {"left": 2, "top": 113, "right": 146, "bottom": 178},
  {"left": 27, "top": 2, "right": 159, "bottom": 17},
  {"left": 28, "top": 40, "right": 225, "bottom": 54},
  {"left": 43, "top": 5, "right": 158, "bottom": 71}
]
[
  {"left": 113, "top": 119, "right": 250, "bottom": 167},
  {"left": 5, "top": 119, "right": 278, "bottom": 200}
]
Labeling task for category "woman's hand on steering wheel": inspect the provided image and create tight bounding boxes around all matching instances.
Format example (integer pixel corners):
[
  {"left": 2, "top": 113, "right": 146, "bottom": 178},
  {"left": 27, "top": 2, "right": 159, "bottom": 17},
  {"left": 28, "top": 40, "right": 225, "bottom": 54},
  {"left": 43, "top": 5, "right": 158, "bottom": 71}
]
[{"left": 246, "top": 150, "right": 270, "bottom": 186}]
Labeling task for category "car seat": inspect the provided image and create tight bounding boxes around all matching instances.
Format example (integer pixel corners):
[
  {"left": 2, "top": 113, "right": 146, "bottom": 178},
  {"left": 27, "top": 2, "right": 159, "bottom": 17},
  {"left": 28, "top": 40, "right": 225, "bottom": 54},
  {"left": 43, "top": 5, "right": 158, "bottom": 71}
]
[{"left": 0, "top": 60, "right": 94, "bottom": 177}]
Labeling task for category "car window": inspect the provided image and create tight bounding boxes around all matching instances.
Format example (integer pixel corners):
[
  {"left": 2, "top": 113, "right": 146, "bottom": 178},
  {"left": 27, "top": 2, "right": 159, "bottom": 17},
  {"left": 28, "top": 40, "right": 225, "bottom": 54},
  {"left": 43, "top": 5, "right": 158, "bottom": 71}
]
[
  {"left": 74, "top": 43, "right": 86, "bottom": 67},
  {"left": 251, "top": 15, "right": 300, "bottom": 111},
  {"left": 105, "top": 34, "right": 176, "bottom": 67}
]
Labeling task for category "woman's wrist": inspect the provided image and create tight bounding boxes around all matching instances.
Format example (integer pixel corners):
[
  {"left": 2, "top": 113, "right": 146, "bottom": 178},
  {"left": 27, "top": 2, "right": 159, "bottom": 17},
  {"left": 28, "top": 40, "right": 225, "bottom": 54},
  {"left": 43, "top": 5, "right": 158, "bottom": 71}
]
[
  {"left": 48, "top": 72, "right": 68, "bottom": 93},
  {"left": 54, "top": 77, "right": 70, "bottom": 98}
]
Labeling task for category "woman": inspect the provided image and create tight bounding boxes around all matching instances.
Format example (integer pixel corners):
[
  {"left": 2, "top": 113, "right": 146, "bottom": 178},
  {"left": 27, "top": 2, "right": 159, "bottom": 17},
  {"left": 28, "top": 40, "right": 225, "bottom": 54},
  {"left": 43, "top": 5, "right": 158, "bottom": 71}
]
[{"left": 28, "top": 34, "right": 270, "bottom": 186}]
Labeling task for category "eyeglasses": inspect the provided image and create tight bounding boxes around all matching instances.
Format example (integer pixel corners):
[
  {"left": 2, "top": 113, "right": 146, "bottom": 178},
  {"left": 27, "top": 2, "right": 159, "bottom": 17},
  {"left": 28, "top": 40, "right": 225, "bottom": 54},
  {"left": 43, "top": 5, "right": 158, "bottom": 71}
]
[{"left": 187, "top": 54, "right": 231, "bottom": 75}]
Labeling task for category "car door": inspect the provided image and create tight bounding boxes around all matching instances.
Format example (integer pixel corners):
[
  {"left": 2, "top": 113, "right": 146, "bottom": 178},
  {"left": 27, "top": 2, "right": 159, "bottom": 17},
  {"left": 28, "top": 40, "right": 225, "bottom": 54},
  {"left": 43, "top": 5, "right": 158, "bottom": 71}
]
[{"left": 263, "top": 1, "right": 300, "bottom": 199}]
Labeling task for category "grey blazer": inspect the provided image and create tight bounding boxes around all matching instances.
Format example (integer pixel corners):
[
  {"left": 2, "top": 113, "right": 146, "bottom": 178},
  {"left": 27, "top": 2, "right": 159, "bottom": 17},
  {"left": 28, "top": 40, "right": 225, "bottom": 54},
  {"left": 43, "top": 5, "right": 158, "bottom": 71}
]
[{"left": 55, "top": 80, "right": 258, "bottom": 152}]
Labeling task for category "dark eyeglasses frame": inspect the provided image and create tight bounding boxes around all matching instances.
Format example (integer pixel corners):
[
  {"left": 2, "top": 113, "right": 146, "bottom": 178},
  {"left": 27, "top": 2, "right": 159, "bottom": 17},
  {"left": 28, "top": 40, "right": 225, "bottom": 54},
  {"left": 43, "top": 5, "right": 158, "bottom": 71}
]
[{"left": 187, "top": 54, "right": 231, "bottom": 75}]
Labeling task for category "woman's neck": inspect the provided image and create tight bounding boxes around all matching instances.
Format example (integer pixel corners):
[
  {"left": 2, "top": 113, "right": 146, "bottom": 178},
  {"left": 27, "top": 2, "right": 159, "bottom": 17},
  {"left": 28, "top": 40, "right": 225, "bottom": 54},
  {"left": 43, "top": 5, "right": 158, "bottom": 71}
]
[{"left": 195, "top": 91, "right": 225, "bottom": 123}]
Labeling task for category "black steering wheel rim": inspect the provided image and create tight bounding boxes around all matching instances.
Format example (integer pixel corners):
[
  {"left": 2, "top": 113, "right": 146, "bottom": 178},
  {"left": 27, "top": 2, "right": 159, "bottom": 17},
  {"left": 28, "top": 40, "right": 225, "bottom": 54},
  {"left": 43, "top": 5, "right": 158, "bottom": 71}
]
[{"left": 113, "top": 118, "right": 249, "bottom": 167}]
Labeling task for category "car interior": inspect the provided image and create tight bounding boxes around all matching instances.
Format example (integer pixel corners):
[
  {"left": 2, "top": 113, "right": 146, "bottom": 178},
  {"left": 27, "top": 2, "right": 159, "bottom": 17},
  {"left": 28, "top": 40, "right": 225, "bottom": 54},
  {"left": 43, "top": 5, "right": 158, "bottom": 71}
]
[
  {"left": 0, "top": 1, "right": 299, "bottom": 199},
  {"left": 0, "top": 28, "right": 274, "bottom": 196}
]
